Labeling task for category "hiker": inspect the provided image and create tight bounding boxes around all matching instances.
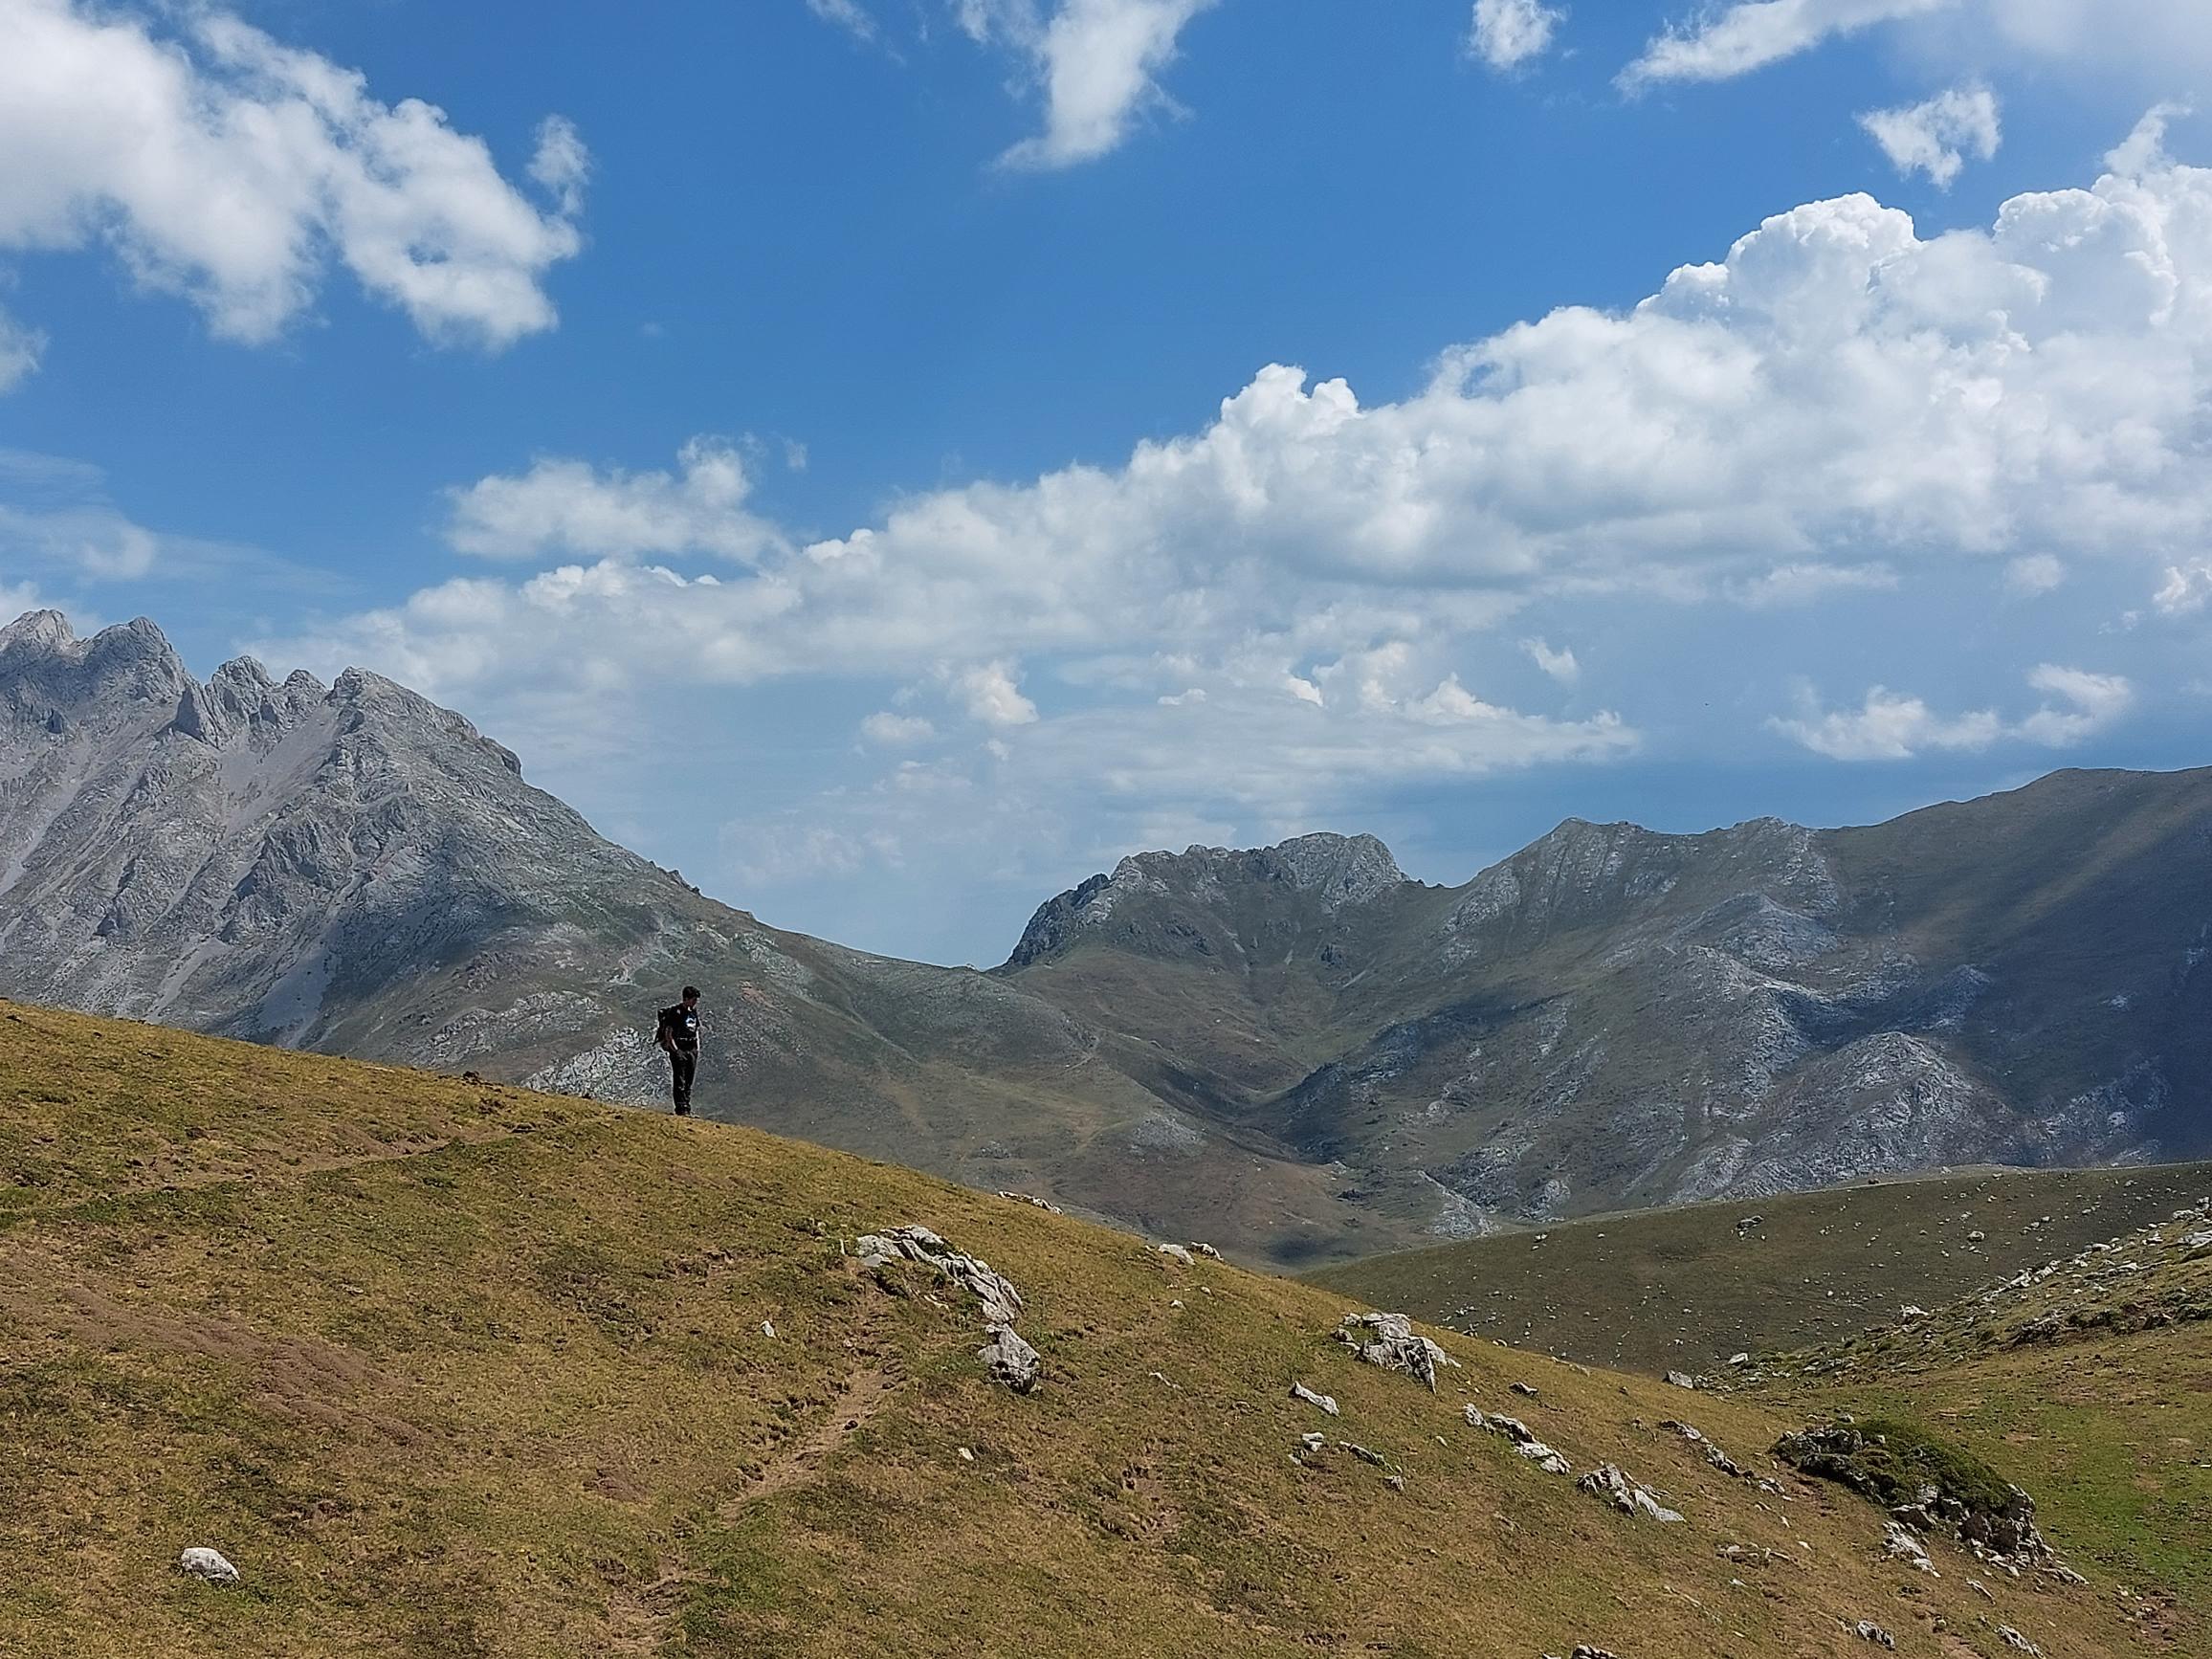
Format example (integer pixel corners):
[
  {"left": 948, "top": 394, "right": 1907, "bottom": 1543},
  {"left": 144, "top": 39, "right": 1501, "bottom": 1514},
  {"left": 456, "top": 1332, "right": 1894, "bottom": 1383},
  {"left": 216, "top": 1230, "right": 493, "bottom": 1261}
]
[{"left": 655, "top": 985, "right": 702, "bottom": 1116}]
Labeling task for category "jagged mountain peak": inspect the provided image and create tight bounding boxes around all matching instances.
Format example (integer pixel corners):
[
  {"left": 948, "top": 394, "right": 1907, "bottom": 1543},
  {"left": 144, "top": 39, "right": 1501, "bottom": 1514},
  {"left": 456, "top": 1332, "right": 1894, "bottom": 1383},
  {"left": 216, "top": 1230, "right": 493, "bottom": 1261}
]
[
  {"left": 0, "top": 607, "right": 76, "bottom": 654},
  {"left": 1004, "top": 830, "right": 1410, "bottom": 970}
]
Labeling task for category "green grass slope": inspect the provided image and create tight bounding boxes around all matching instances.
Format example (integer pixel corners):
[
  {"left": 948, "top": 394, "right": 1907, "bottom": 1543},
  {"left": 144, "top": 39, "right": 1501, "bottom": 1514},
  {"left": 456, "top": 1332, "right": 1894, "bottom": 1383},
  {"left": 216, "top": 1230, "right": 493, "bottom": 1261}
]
[
  {"left": 1306, "top": 1162, "right": 2212, "bottom": 1375},
  {"left": 1753, "top": 1207, "right": 2212, "bottom": 1643},
  {"left": 0, "top": 1000, "right": 2181, "bottom": 1657}
]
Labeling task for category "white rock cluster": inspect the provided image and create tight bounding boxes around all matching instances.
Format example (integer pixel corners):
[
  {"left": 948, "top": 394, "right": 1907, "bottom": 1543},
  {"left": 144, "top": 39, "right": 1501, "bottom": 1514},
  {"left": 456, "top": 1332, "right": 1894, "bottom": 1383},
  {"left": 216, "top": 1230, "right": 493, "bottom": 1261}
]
[
  {"left": 856, "top": 1225, "right": 1039, "bottom": 1393},
  {"left": 1577, "top": 1463, "right": 1684, "bottom": 1523},
  {"left": 1464, "top": 1406, "right": 1570, "bottom": 1476},
  {"left": 1336, "top": 1312, "right": 1460, "bottom": 1390}
]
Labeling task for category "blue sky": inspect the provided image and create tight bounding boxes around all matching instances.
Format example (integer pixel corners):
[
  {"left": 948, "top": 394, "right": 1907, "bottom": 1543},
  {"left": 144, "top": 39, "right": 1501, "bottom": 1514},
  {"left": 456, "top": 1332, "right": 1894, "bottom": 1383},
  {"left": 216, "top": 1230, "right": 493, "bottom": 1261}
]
[{"left": 3, "top": 0, "right": 2210, "bottom": 963}]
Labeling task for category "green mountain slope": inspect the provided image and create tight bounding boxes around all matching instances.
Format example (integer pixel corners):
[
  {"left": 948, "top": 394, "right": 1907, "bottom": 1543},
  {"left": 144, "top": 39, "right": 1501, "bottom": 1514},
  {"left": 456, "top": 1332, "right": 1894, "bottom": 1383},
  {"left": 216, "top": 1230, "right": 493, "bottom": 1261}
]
[
  {"left": 0, "top": 999, "right": 2179, "bottom": 1657},
  {"left": 1753, "top": 1203, "right": 2212, "bottom": 1640},
  {"left": 1306, "top": 1161, "right": 2212, "bottom": 1375}
]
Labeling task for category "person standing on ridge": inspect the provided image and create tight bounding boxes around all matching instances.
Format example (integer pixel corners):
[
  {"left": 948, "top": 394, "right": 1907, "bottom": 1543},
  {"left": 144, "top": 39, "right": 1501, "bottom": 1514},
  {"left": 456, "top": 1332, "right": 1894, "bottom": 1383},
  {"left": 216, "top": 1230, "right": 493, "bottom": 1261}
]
[{"left": 655, "top": 986, "right": 703, "bottom": 1117}]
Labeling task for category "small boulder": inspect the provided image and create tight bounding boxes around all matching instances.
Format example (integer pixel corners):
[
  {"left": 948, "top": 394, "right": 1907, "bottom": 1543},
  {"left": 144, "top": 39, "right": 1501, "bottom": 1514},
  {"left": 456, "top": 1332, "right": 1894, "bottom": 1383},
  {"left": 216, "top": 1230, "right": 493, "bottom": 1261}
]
[
  {"left": 1157, "top": 1243, "right": 1196, "bottom": 1268},
  {"left": 1852, "top": 1620, "right": 1895, "bottom": 1648},
  {"left": 1290, "top": 1382, "right": 1340, "bottom": 1417},
  {"left": 1996, "top": 1626, "right": 2043, "bottom": 1655},
  {"left": 1882, "top": 1520, "right": 1937, "bottom": 1574},
  {"left": 1664, "top": 1370, "right": 1698, "bottom": 1390},
  {"left": 979, "top": 1324, "right": 1041, "bottom": 1394},
  {"left": 179, "top": 1547, "right": 239, "bottom": 1587}
]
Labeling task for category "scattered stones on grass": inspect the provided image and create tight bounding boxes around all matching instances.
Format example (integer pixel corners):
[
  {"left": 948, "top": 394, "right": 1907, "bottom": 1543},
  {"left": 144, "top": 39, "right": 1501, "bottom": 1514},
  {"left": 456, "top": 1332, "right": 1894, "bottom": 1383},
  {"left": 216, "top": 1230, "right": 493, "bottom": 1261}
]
[
  {"left": 1336, "top": 1312, "right": 1460, "bottom": 1390},
  {"left": 1851, "top": 1619, "right": 1895, "bottom": 1648},
  {"left": 1660, "top": 1420, "right": 1789, "bottom": 1493},
  {"left": 1466, "top": 1406, "right": 1571, "bottom": 1476},
  {"left": 1883, "top": 1520, "right": 1938, "bottom": 1574},
  {"left": 994, "top": 1190, "right": 1062, "bottom": 1214},
  {"left": 1996, "top": 1626, "right": 2043, "bottom": 1655},
  {"left": 1290, "top": 1382, "right": 1340, "bottom": 1417},
  {"left": 179, "top": 1547, "right": 239, "bottom": 1586},
  {"left": 1157, "top": 1243, "right": 1195, "bottom": 1268},
  {"left": 1577, "top": 1464, "right": 1684, "bottom": 1523}
]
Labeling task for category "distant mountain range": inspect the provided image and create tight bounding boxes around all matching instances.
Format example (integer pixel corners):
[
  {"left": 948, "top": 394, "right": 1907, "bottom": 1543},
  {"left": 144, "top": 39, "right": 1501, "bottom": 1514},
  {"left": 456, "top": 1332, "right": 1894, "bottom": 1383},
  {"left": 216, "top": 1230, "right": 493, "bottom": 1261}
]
[{"left": 5, "top": 607, "right": 2207, "bottom": 1263}]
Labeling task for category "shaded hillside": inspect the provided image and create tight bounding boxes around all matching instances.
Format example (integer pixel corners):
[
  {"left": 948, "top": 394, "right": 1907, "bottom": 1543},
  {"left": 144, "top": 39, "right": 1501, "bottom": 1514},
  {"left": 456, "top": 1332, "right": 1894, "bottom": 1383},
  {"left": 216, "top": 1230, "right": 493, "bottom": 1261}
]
[
  {"left": 0, "top": 1001, "right": 2182, "bottom": 1657},
  {"left": 1306, "top": 1161, "right": 2212, "bottom": 1375},
  {"left": 0, "top": 611, "right": 1388, "bottom": 1262},
  {"left": 1003, "top": 769, "right": 2212, "bottom": 1241}
]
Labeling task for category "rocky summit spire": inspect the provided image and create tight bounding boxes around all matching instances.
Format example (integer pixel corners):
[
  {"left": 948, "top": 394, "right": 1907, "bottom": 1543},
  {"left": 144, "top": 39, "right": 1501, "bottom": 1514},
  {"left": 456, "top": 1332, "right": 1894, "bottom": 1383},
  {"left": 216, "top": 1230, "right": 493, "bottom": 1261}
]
[{"left": 0, "top": 608, "right": 77, "bottom": 656}]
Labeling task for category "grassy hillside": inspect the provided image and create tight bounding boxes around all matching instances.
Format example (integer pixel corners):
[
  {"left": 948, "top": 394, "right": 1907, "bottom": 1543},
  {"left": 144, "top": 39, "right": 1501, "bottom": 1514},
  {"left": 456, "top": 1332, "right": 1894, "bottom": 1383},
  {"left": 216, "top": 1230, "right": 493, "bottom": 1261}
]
[
  {"left": 0, "top": 1000, "right": 2187, "bottom": 1657},
  {"left": 1306, "top": 1162, "right": 2212, "bottom": 1375},
  {"left": 1754, "top": 1207, "right": 2212, "bottom": 1640}
]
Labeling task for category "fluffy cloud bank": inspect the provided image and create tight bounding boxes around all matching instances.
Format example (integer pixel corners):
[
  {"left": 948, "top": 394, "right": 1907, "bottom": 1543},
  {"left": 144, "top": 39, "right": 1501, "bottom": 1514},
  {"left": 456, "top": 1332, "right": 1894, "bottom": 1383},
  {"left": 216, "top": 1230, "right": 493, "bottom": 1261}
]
[
  {"left": 263, "top": 124, "right": 2212, "bottom": 847},
  {"left": 0, "top": 0, "right": 585, "bottom": 351}
]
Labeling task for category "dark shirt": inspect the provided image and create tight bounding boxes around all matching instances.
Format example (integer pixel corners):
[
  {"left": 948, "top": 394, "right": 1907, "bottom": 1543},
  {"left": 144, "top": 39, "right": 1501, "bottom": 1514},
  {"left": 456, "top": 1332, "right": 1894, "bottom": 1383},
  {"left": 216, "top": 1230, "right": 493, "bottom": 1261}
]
[{"left": 657, "top": 1004, "right": 701, "bottom": 1052}]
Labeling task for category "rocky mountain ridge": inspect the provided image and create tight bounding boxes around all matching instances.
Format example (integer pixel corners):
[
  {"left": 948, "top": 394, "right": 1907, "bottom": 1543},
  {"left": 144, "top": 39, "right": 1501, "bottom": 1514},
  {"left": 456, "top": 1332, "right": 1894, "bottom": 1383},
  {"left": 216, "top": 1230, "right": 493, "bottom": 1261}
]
[{"left": 1003, "top": 765, "right": 2212, "bottom": 1250}]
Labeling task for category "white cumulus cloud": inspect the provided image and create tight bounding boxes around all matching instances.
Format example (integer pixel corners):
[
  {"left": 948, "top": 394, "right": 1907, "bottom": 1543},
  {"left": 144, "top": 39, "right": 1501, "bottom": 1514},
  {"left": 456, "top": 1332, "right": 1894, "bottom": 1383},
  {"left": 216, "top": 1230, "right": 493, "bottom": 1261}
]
[
  {"left": 952, "top": 661, "right": 1042, "bottom": 727},
  {"left": 1521, "top": 637, "right": 1580, "bottom": 682},
  {"left": 264, "top": 130, "right": 2212, "bottom": 832},
  {"left": 0, "top": 0, "right": 586, "bottom": 349},
  {"left": 2004, "top": 553, "right": 2067, "bottom": 596},
  {"left": 1470, "top": 0, "right": 1564, "bottom": 72},
  {"left": 962, "top": 0, "right": 1218, "bottom": 170},
  {"left": 2154, "top": 560, "right": 2212, "bottom": 615},
  {"left": 860, "top": 711, "right": 938, "bottom": 746},
  {"left": 0, "top": 304, "right": 42, "bottom": 393},
  {"left": 1859, "top": 85, "right": 2001, "bottom": 188},
  {"left": 1773, "top": 664, "right": 2134, "bottom": 759},
  {"left": 444, "top": 438, "right": 784, "bottom": 562}
]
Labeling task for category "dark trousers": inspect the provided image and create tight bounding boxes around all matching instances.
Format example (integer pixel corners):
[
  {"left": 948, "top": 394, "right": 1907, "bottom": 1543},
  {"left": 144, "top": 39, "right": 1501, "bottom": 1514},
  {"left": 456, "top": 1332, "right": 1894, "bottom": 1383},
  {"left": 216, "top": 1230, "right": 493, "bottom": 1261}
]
[{"left": 669, "top": 1046, "right": 697, "bottom": 1115}]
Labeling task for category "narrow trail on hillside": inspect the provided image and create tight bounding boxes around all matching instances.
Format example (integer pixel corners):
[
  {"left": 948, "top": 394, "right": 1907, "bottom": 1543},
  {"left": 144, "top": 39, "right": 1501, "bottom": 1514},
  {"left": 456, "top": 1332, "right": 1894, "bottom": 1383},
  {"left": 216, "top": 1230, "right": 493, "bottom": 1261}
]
[
  {"left": 606, "top": 1360, "right": 908, "bottom": 1654},
  {"left": 719, "top": 1360, "right": 905, "bottom": 1515}
]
